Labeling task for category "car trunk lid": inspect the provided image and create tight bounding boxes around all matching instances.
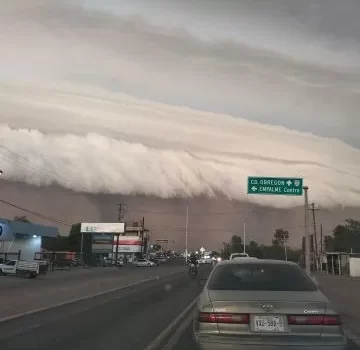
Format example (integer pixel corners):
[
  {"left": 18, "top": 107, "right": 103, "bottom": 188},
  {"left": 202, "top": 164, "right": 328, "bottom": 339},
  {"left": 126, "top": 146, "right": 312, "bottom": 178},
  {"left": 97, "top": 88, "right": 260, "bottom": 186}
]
[{"left": 207, "top": 290, "right": 328, "bottom": 341}]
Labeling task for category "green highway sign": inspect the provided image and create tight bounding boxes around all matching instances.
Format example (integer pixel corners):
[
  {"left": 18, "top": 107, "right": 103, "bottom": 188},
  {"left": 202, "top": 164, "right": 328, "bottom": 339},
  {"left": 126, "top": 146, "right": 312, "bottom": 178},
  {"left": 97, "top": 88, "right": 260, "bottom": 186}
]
[{"left": 247, "top": 177, "right": 303, "bottom": 196}]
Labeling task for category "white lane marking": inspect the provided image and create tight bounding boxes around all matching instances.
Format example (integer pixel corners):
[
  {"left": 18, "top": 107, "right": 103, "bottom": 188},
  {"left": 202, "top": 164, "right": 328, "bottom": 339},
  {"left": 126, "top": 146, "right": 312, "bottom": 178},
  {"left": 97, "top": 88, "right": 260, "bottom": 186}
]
[
  {"left": 344, "top": 327, "right": 360, "bottom": 346},
  {"left": 144, "top": 296, "right": 199, "bottom": 350},
  {"left": 162, "top": 308, "right": 194, "bottom": 350},
  {"left": 0, "top": 270, "right": 184, "bottom": 324}
]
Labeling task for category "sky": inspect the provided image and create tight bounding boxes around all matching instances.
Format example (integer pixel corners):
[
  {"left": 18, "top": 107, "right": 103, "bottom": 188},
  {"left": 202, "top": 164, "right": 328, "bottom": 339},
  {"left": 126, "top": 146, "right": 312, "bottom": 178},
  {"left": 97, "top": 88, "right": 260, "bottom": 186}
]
[{"left": 1, "top": 0, "right": 360, "bottom": 209}]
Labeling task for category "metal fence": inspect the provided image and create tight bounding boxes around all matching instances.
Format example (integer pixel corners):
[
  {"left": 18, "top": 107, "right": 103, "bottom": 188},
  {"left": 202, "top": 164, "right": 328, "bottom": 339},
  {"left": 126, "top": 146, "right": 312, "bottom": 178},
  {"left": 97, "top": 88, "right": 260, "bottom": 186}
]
[{"left": 0, "top": 251, "right": 21, "bottom": 263}]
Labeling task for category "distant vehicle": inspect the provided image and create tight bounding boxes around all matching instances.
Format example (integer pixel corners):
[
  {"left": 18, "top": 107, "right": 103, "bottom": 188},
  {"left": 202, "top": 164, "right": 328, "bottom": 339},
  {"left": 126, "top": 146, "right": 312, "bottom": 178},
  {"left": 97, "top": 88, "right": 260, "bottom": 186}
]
[
  {"left": 115, "top": 259, "right": 124, "bottom": 268},
  {"left": 0, "top": 260, "right": 43, "bottom": 278},
  {"left": 133, "top": 259, "right": 156, "bottom": 267},
  {"left": 229, "top": 253, "right": 250, "bottom": 260},
  {"left": 156, "top": 256, "right": 167, "bottom": 263},
  {"left": 149, "top": 258, "right": 160, "bottom": 266},
  {"left": 194, "top": 259, "right": 347, "bottom": 350},
  {"left": 199, "top": 257, "right": 213, "bottom": 264}
]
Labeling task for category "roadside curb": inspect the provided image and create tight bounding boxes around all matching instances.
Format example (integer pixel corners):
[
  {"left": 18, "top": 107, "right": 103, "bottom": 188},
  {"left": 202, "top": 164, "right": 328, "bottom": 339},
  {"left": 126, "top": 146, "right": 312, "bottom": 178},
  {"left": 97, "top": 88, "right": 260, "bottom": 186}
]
[
  {"left": 0, "top": 270, "right": 185, "bottom": 324},
  {"left": 144, "top": 294, "right": 199, "bottom": 350}
]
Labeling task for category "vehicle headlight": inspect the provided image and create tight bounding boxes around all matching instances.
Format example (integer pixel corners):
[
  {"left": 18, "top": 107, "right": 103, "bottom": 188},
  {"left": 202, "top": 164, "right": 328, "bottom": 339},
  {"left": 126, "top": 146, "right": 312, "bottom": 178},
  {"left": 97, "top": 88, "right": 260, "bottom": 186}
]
[{"left": 217, "top": 257, "right": 222, "bottom": 262}]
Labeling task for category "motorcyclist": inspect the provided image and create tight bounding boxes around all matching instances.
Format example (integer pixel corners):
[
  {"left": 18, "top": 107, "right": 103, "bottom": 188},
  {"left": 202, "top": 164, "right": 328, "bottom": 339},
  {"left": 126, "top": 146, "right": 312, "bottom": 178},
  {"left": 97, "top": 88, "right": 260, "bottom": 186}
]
[{"left": 188, "top": 253, "right": 199, "bottom": 275}]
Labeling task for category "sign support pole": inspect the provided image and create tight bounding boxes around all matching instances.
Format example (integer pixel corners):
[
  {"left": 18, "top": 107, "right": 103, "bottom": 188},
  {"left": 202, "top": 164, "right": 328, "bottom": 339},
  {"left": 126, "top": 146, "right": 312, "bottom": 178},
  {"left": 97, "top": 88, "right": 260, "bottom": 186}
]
[
  {"left": 243, "top": 221, "right": 246, "bottom": 253},
  {"left": 80, "top": 232, "right": 84, "bottom": 263},
  {"left": 303, "top": 186, "right": 311, "bottom": 275}
]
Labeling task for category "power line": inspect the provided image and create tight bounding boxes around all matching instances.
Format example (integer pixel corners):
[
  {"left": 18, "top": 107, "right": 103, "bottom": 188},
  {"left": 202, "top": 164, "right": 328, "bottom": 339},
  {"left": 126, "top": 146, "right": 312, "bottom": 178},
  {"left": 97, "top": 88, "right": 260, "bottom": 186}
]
[
  {"left": 0, "top": 146, "right": 68, "bottom": 184},
  {"left": 0, "top": 145, "right": 90, "bottom": 193},
  {"left": 0, "top": 198, "right": 72, "bottom": 227},
  {"left": 145, "top": 223, "right": 328, "bottom": 233}
]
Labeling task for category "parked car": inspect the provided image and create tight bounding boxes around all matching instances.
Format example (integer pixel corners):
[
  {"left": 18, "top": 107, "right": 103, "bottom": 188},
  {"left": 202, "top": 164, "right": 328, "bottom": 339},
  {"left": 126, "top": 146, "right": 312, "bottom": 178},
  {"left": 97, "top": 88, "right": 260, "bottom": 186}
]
[
  {"left": 133, "top": 259, "right": 156, "bottom": 267},
  {"left": 194, "top": 259, "right": 347, "bottom": 350}
]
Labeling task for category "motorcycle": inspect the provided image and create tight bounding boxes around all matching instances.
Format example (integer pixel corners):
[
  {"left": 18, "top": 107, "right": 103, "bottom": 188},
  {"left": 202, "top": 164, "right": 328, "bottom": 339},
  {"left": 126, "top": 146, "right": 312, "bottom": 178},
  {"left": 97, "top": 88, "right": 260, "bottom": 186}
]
[{"left": 189, "top": 263, "right": 198, "bottom": 278}]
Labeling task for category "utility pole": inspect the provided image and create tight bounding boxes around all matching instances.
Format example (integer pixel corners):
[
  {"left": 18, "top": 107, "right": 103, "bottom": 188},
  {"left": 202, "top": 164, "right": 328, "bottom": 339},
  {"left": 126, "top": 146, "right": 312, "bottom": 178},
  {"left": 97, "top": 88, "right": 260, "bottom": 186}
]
[
  {"left": 284, "top": 238, "right": 288, "bottom": 261},
  {"left": 310, "top": 203, "right": 319, "bottom": 256},
  {"left": 303, "top": 186, "right": 311, "bottom": 275},
  {"left": 185, "top": 200, "right": 189, "bottom": 263},
  {"left": 320, "top": 224, "right": 323, "bottom": 253},
  {"left": 117, "top": 203, "right": 126, "bottom": 222},
  {"left": 115, "top": 203, "right": 126, "bottom": 263},
  {"left": 141, "top": 216, "right": 145, "bottom": 257},
  {"left": 310, "top": 203, "right": 319, "bottom": 271}
]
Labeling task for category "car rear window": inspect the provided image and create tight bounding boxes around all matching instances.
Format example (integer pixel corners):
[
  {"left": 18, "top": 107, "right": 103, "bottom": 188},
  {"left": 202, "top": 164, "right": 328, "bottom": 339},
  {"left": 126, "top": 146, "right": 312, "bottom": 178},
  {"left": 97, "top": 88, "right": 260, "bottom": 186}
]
[{"left": 207, "top": 263, "right": 317, "bottom": 291}]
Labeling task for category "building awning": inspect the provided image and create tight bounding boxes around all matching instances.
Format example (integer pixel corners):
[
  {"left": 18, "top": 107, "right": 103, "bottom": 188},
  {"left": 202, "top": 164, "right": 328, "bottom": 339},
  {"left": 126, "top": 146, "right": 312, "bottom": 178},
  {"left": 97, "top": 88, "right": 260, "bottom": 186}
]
[{"left": 0, "top": 218, "right": 59, "bottom": 241}]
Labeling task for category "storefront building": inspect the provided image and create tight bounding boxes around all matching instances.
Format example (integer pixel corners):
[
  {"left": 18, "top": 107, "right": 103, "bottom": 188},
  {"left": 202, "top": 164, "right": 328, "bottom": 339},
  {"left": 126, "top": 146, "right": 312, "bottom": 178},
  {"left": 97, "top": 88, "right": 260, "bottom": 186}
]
[{"left": 0, "top": 218, "right": 59, "bottom": 261}]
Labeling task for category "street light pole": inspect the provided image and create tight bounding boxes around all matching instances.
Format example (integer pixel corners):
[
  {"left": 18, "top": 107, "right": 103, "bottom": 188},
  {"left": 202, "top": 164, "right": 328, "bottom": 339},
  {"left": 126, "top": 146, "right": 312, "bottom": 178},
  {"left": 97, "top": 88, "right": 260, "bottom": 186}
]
[
  {"left": 185, "top": 199, "right": 189, "bottom": 263},
  {"left": 243, "top": 221, "right": 246, "bottom": 253},
  {"left": 303, "top": 186, "right": 311, "bottom": 275}
]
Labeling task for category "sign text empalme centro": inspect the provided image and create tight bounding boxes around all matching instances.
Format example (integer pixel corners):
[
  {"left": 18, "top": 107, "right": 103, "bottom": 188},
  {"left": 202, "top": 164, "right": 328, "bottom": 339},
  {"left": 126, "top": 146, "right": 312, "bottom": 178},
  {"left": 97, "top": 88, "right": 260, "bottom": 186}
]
[{"left": 247, "top": 177, "right": 303, "bottom": 196}]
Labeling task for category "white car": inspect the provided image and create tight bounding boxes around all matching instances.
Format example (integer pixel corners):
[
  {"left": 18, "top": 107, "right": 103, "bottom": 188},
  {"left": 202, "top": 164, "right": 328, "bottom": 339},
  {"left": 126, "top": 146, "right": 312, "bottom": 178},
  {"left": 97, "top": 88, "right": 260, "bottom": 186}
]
[
  {"left": 229, "top": 253, "right": 250, "bottom": 260},
  {"left": 133, "top": 259, "right": 155, "bottom": 267},
  {"left": 229, "top": 253, "right": 258, "bottom": 260},
  {"left": 156, "top": 257, "right": 167, "bottom": 263}
]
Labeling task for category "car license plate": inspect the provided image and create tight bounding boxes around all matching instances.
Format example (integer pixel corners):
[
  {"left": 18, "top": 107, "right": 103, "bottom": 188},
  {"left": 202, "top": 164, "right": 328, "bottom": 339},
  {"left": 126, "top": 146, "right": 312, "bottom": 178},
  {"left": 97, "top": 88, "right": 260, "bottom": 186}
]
[{"left": 253, "top": 315, "right": 285, "bottom": 332}]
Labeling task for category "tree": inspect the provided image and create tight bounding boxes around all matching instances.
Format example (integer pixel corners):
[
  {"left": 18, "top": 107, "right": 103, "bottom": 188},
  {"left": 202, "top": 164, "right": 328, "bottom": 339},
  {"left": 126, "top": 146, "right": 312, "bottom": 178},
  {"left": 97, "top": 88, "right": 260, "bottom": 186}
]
[
  {"left": 230, "top": 235, "right": 243, "bottom": 254},
  {"left": 42, "top": 235, "right": 69, "bottom": 251},
  {"left": 152, "top": 244, "right": 162, "bottom": 251},
  {"left": 272, "top": 229, "right": 289, "bottom": 246},
  {"left": 324, "top": 235, "right": 335, "bottom": 252},
  {"left": 331, "top": 219, "right": 360, "bottom": 252},
  {"left": 68, "top": 223, "right": 83, "bottom": 251},
  {"left": 221, "top": 242, "right": 231, "bottom": 260},
  {"left": 247, "top": 240, "right": 263, "bottom": 258},
  {"left": 13, "top": 215, "right": 31, "bottom": 223}
]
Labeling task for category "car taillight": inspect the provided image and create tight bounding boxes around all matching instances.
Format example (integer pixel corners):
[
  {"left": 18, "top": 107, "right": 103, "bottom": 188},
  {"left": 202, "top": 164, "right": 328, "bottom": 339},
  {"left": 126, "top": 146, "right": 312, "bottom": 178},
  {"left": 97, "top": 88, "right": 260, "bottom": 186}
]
[
  {"left": 288, "top": 315, "right": 341, "bottom": 325},
  {"left": 199, "top": 312, "right": 249, "bottom": 324}
]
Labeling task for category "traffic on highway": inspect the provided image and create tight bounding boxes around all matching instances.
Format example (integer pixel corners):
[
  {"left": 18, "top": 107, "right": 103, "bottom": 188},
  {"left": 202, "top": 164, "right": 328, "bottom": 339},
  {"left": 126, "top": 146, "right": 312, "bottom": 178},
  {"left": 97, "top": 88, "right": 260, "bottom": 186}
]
[{"left": 0, "top": 254, "right": 359, "bottom": 350}]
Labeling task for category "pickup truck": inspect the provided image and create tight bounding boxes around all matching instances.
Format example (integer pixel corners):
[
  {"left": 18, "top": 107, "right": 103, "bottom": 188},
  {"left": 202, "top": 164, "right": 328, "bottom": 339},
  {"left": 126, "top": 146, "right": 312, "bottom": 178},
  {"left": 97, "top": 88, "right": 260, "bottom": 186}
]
[{"left": 0, "top": 260, "right": 43, "bottom": 278}]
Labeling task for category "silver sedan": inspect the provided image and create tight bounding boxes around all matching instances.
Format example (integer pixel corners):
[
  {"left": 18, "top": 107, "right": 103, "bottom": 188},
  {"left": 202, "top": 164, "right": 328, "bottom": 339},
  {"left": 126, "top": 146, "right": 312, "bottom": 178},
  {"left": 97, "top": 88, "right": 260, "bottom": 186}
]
[{"left": 194, "top": 259, "right": 348, "bottom": 350}]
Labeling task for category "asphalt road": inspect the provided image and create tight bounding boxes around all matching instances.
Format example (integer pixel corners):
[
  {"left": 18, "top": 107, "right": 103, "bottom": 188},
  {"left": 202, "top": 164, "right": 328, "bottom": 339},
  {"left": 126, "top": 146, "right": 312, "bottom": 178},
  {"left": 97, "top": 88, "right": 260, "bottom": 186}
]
[
  {"left": 0, "top": 260, "right": 186, "bottom": 319},
  {"left": 315, "top": 273, "right": 360, "bottom": 337},
  {"left": 0, "top": 268, "right": 202, "bottom": 350},
  {"left": 1, "top": 266, "right": 359, "bottom": 350}
]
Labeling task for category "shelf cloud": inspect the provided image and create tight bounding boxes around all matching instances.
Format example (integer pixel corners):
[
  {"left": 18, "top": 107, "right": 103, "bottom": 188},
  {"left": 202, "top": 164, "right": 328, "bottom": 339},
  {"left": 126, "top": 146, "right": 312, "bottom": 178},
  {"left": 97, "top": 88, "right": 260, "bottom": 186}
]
[{"left": 1, "top": 0, "right": 359, "bottom": 208}]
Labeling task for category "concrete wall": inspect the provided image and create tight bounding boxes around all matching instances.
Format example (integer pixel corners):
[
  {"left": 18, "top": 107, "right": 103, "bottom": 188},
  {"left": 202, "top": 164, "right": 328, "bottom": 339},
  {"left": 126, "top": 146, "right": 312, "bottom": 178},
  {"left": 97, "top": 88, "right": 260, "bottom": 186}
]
[
  {"left": 349, "top": 257, "right": 360, "bottom": 277},
  {"left": 0, "top": 236, "right": 41, "bottom": 261}
]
